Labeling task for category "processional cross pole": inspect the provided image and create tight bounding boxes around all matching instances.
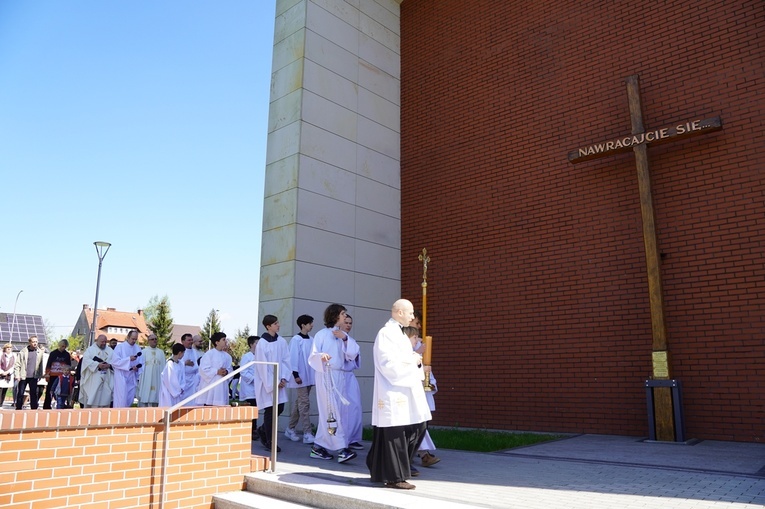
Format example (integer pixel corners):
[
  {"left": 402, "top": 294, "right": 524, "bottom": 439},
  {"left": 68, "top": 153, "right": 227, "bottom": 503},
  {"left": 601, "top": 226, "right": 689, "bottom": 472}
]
[
  {"left": 418, "top": 248, "right": 433, "bottom": 390},
  {"left": 569, "top": 75, "right": 722, "bottom": 441}
]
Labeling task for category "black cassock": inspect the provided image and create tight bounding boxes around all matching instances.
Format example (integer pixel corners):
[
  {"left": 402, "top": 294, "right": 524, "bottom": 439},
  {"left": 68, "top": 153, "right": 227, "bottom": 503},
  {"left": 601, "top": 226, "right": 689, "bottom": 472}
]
[{"left": 366, "top": 422, "right": 427, "bottom": 484}]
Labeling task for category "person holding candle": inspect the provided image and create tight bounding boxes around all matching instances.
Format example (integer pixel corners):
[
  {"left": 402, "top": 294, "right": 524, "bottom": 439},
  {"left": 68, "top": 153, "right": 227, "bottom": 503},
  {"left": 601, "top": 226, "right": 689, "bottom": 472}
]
[{"left": 403, "top": 326, "right": 441, "bottom": 468}]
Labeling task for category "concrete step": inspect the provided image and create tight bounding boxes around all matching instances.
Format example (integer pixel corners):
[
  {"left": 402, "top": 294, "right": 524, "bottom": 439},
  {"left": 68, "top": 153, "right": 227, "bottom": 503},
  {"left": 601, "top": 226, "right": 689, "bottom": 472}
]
[
  {"left": 215, "top": 469, "right": 485, "bottom": 509},
  {"left": 213, "top": 490, "right": 317, "bottom": 509},
  {"left": 244, "top": 471, "right": 388, "bottom": 509}
]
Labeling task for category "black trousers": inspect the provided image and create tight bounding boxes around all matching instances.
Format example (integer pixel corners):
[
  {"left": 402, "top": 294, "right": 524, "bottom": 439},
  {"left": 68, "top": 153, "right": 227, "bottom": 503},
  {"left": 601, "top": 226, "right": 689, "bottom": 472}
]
[
  {"left": 366, "top": 421, "right": 427, "bottom": 484},
  {"left": 43, "top": 376, "right": 60, "bottom": 409},
  {"left": 260, "top": 403, "right": 284, "bottom": 444},
  {"left": 15, "top": 377, "right": 39, "bottom": 410},
  {"left": 244, "top": 398, "right": 258, "bottom": 437}
]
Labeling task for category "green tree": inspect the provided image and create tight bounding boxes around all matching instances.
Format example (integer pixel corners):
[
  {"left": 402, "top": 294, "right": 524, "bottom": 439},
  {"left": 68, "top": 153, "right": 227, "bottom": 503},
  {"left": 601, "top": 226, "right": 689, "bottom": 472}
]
[
  {"left": 148, "top": 296, "right": 174, "bottom": 355},
  {"left": 141, "top": 295, "right": 162, "bottom": 327},
  {"left": 62, "top": 334, "right": 86, "bottom": 355},
  {"left": 43, "top": 319, "right": 56, "bottom": 348},
  {"left": 228, "top": 325, "right": 252, "bottom": 364},
  {"left": 199, "top": 308, "right": 222, "bottom": 351}
]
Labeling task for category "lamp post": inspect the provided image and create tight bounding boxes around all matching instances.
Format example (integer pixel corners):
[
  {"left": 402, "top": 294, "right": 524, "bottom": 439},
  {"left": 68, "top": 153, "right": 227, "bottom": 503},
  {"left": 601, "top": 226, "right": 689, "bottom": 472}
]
[
  {"left": 9, "top": 290, "right": 23, "bottom": 348},
  {"left": 90, "top": 241, "right": 111, "bottom": 347},
  {"left": 208, "top": 309, "right": 219, "bottom": 350}
]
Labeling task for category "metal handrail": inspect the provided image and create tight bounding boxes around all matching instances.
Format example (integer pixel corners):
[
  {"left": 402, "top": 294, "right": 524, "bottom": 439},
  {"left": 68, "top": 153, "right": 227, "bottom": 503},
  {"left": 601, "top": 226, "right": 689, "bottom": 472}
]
[{"left": 158, "top": 359, "right": 280, "bottom": 509}]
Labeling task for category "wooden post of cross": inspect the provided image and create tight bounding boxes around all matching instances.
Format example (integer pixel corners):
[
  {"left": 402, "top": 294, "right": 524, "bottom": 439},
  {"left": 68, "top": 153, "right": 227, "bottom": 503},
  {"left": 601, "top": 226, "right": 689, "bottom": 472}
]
[{"left": 568, "top": 75, "right": 722, "bottom": 441}]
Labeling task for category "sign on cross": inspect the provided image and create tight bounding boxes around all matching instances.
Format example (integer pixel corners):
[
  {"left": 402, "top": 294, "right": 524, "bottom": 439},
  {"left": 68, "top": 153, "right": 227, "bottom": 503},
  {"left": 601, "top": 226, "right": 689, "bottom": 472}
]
[{"left": 568, "top": 75, "right": 722, "bottom": 441}]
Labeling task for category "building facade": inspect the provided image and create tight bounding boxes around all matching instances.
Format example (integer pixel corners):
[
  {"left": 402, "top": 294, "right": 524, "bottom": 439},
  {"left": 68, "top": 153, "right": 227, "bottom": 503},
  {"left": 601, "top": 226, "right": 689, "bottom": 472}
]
[
  {"left": 72, "top": 304, "right": 150, "bottom": 344},
  {"left": 263, "top": 0, "right": 763, "bottom": 441}
]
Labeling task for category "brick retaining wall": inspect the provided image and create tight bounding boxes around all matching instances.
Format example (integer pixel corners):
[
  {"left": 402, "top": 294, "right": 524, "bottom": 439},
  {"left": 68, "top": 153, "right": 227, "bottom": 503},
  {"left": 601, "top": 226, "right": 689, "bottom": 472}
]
[{"left": 0, "top": 407, "right": 263, "bottom": 508}]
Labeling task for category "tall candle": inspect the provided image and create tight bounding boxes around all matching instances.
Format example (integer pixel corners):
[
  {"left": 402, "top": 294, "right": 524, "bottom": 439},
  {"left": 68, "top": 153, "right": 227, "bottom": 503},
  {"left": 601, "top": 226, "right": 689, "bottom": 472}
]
[{"left": 423, "top": 335, "right": 432, "bottom": 365}]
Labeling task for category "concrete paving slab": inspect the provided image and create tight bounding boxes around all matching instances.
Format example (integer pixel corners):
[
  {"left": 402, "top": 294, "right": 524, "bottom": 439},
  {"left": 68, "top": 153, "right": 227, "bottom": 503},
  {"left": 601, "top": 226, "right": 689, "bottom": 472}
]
[
  {"left": 504, "top": 434, "right": 765, "bottom": 476},
  {"left": 248, "top": 433, "right": 765, "bottom": 509}
]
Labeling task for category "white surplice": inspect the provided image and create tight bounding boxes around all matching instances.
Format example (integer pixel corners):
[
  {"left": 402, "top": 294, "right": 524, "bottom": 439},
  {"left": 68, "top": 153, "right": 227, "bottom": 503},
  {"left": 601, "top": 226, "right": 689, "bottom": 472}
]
[
  {"left": 254, "top": 335, "right": 290, "bottom": 408},
  {"left": 238, "top": 351, "right": 259, "bottom": 401},
  {"left": 196, "top": 348, "right": 233, "bottom": 406},
  {"left": 159, "top": 359, "right": 186, "bottom": 407}
]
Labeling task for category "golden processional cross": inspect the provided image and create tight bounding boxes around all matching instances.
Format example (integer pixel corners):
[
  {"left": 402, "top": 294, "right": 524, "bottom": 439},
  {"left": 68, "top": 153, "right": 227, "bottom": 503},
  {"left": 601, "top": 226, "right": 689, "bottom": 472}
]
[{"left": 418, "top": 248, "right": 433, "bottom": 390}]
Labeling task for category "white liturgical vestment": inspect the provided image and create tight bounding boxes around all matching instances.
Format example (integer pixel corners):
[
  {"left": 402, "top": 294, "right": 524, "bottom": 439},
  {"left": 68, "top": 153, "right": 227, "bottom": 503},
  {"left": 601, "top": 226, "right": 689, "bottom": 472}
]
[
  {"left": 371, "top": 319, "right": 431, "bottom": 428},
  {"left": 196, "top": 348, "right": 232, "bottom": 406}
]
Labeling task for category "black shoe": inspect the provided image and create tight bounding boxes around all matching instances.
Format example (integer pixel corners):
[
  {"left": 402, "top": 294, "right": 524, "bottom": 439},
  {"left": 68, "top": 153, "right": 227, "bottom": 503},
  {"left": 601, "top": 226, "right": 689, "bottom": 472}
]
[
  {"left": 385, "top": 481, "right": 415, "bottom": 490},
  {"left": 257, "top": 427, "right": 268, "bottom": 448},
  {"left": 263, "top": 442, "right": 281, "bottom": 453},
  {"left": 337, "top": 448, "right": 357, "bottom": 463},
  {"left": 410, "top": 466, "right": 420, "bottom": 477},
  {"left": 310, "top": 445, "right": 334, "bottom": 460}
]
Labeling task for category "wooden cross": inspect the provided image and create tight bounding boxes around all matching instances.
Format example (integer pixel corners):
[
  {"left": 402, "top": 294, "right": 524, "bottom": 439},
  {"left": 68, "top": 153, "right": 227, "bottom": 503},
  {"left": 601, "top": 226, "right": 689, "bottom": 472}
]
[{"left": 569, "top": 75, "right": 722, "bottom": 441}]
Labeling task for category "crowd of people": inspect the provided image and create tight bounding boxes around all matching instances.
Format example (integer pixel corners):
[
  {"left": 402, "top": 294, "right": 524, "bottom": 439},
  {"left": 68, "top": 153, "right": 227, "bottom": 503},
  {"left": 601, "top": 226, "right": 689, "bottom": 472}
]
[
  {"left": 2, "top": 336, "right": 82, "bottom": 410},
  {"left": 0, "top": 332, "right": 209, "bottom": 410},
  {"left": 0, "top": 297, "right": 439, "bottom": 490},
  {"left": 255, "top": 299, "right": 439, "bottom": 489}
]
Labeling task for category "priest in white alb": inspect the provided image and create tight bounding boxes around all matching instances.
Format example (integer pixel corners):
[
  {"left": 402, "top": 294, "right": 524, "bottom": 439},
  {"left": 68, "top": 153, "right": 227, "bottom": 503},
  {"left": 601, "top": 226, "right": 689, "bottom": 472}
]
[
  {"left": 112, "top": 330, "right": 143, "bottom": 408},
  {"left": 179, "top": 333, "right": 201, "bottom": 405},
  {"left": 79, "top": 334, "right": 115, "bottom": 408},
  {"left": 137, "top": 333, "right": 164, "bottom": 407}
]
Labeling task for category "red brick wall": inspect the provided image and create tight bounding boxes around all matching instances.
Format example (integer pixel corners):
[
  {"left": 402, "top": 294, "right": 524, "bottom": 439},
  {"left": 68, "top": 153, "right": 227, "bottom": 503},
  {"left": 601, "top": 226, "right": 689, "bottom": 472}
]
[
  {"left": 400, "top": 0, "right": 764, "bottom": 441},
  {"left": 0, "top": 407, "right": 264, "bottom": 509}
]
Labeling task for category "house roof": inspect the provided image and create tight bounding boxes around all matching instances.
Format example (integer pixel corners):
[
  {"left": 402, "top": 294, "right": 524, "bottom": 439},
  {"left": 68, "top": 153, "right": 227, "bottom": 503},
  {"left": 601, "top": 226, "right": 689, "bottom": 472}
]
[
  {"left": 82, "top": 306, "right": 150, "bottom": 343},
  {"left": 171, "top": 324, "right": 202, "bottom": 344}
]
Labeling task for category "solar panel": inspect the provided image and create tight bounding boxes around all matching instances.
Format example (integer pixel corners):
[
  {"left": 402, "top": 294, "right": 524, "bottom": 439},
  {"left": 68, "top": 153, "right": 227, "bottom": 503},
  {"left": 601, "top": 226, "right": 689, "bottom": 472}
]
[{"left": 0, "top": 313, "right": 49, "bottom": 352}]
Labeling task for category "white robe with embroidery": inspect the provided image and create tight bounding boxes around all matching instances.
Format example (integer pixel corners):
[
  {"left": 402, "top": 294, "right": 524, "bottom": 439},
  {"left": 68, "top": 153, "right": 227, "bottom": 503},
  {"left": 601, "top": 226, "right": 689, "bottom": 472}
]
[
  {"left": 79, "top": 344, "right": 114, "bottom": 408},
  {"left": 112, "top": 341, "right": 142, "bottom": 408},
  {"left": 196, "top": 348, "right": 232, "bottom": 406},
  {"left": 137, "top": 346, "right": 164, "bottom": 405}
]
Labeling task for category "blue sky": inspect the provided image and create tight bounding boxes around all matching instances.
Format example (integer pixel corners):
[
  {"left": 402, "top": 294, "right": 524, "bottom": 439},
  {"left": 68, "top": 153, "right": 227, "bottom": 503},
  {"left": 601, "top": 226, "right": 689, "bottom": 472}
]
[{"left": 0, "top": 1, "right": 277, "bottom": 340}]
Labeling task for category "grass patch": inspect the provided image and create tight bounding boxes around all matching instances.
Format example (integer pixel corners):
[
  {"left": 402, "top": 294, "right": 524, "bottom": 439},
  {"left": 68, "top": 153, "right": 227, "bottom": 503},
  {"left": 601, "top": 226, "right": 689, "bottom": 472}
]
[{"left": 363, "top": 427, "right": 564, "bottom": 453}]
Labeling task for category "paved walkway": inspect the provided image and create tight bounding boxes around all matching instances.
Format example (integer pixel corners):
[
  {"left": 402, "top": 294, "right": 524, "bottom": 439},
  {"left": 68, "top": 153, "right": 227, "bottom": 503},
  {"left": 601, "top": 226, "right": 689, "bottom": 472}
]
[{"left": 249, "top": 433, "right": 765, "bottom": 509}]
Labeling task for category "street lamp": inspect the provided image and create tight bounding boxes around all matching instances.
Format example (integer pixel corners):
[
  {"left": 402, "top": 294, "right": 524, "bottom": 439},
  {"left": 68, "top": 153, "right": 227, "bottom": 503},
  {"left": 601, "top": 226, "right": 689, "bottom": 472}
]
[
  {"left": 208, "top": 309, "right": 219, "bottom": 350},
  {"left": 9, "top": 290, "right": 23, "bottom": 348},
  {"left": 90, "top": 241, "right": 111, "bottom": 346}
]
